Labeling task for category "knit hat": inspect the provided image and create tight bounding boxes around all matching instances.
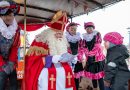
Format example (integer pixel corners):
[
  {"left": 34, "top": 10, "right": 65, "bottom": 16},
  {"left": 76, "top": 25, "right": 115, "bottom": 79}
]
[
  {"left": 66, "top": 22, "right": 79, "bottom": 32},
  {"left": 103, "top": 32, "right": 124, "bottom": 45},
  {"left": 84, "top": 22, "right": 95, "bottom": 29},
  {"left": 0, "top": 1, "right": 20, "bottom": 15}
]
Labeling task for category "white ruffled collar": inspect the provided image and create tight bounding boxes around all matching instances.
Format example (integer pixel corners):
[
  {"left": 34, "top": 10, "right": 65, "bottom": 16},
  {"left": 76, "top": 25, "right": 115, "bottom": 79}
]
[
  {"left": 83, "top": 31, "right": 98, "bottom": 41},
  {"left": 65, "top": 32, "right": 81, "bottom": 43},
  {"left": 0, "top": 18, "right": 18, "bottom": 39}
]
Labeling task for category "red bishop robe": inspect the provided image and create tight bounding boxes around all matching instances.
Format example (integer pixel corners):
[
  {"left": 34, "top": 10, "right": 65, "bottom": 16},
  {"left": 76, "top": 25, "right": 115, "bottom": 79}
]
[{"left": 24, "top": 40, "right": 76, "bottom": 90}]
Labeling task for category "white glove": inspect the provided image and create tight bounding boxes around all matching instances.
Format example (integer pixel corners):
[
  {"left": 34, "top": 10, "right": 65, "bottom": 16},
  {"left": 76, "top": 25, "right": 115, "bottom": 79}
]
[
  {"left": 60, "top": 53, "right": 75, "bottom": 63},
  {"left": 52, "top": 55, "right": 61, "bottom": 63},
  {"left": 71, "top": 56, "right": 78, "bottom": 64}
]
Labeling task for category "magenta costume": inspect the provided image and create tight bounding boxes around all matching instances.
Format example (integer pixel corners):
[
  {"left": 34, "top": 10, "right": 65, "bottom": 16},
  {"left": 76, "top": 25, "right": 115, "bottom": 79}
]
[{"left": 78, "top": 22, "right": 105, "bottom": 80}]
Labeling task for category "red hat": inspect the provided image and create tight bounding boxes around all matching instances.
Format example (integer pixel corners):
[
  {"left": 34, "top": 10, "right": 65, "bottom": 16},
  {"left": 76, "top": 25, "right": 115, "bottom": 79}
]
[
  {"left": 66, "top": 22, "right": 80, "bottom": 32},
  {"left": 103, "top": 32, "right": 124, "bottom": 45},
  {"left": 84, "top": 22, "right": 95, "bottom": 29},
  {"left": 0, "top": 1, "right": 20, "bottom": 15},
  {"left": 48, "top": 11, "right": 68, "bottom": 32}
]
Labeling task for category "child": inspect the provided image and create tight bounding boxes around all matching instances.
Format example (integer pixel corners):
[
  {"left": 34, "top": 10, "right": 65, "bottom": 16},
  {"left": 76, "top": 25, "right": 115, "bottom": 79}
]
[
  {"left": 78, "top": 22, "right": 105, "bottom": 90},
  {"left": 66, "top": 22, "right": 84, "bottom": 90},
  {"left": 103, "top": 32, "right": 130, "bottom": 90}
]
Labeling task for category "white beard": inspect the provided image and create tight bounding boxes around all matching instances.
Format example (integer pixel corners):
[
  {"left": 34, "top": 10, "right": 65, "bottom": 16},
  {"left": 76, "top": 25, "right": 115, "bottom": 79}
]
[
  {"left": 47, "top": 30, "right": 68, "bottom": 55},
  {"left": 38, "top": 29, "right": 73, "bottom": 90},
  {"left": 36, "top": 28, "right": 69, "bottom": 55}
]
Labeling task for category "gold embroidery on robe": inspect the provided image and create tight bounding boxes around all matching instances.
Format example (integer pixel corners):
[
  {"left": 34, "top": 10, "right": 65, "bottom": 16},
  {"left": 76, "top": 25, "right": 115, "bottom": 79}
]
[{"left": 26, "top": 46, "right": 48, "bottom": 56}]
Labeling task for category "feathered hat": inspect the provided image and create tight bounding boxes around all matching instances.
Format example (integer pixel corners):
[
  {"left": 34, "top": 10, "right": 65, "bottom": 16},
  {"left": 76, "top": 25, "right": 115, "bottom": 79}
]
[
  {"left": 0, "top": 1, "right": 20, "bottom": 15},
  {"left": 66, "top": 22, "right": 80, "bottom": 32}
]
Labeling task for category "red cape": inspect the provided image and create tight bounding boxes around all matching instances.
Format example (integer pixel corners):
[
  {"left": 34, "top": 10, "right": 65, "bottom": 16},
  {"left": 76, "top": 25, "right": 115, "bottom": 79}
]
[
  {"left": 24, "top": 40, "right": 48, "bottom": 90},
  {"left": 23, "top": 40, "right": 76, "bottom": 90}
]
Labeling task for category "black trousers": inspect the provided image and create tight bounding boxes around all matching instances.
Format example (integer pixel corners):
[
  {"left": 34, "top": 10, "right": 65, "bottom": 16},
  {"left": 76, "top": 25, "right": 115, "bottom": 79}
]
[
  {"left": 0, "top": 70, "right": 18, "bottom": 90},
  {"left": 92, "top": 78, "right": 104, "bottom": 90},
  {"left": 75, "top": 78, "right": 79, "bottom": 90}
]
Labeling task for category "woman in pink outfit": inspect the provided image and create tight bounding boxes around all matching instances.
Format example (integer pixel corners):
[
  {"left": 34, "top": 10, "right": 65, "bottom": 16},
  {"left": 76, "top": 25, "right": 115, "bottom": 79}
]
[{"left": 78, "top": 22, "right": 105, "bottom": 90}]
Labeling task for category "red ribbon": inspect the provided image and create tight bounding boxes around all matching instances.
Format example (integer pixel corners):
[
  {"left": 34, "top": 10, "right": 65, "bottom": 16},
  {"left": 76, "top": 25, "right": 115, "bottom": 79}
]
[
  {"left": 48, "top": 64, "right": 56, "bottom": 90},
  {"left": 61, "top": 62, "right": 76, "bottom": 90}
]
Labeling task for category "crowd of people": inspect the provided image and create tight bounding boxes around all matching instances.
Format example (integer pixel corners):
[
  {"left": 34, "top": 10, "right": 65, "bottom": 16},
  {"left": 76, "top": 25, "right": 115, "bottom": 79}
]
[{"left": 0, "top": 0, "right": 130, "bottom": 90}]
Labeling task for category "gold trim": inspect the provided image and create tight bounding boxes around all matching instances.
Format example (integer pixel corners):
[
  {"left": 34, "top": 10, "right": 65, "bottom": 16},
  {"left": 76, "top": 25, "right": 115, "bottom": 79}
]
[
  {"left": 26, "top": 46, "right": 48, "bottom": 56},
  {"left": 55, "top": 21, "right": 65, "bottom": 24},
  {"left": 50, "top": 74, "right": 56, "bottom": 89},
  {"left": 67, "top": 72, "right": 72, "bottom": 86},
  {"left": 61, "top": 13, "right": 67, "bottom": 31},
  {"left": 51, "top": 11, "right": 67, "bottom": 24},
  {"left": 51, "top": 28, "right": 64, "bottom": 32},
  {"left": 51, "top": 11, "right": 63, "bottom": 23}
]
